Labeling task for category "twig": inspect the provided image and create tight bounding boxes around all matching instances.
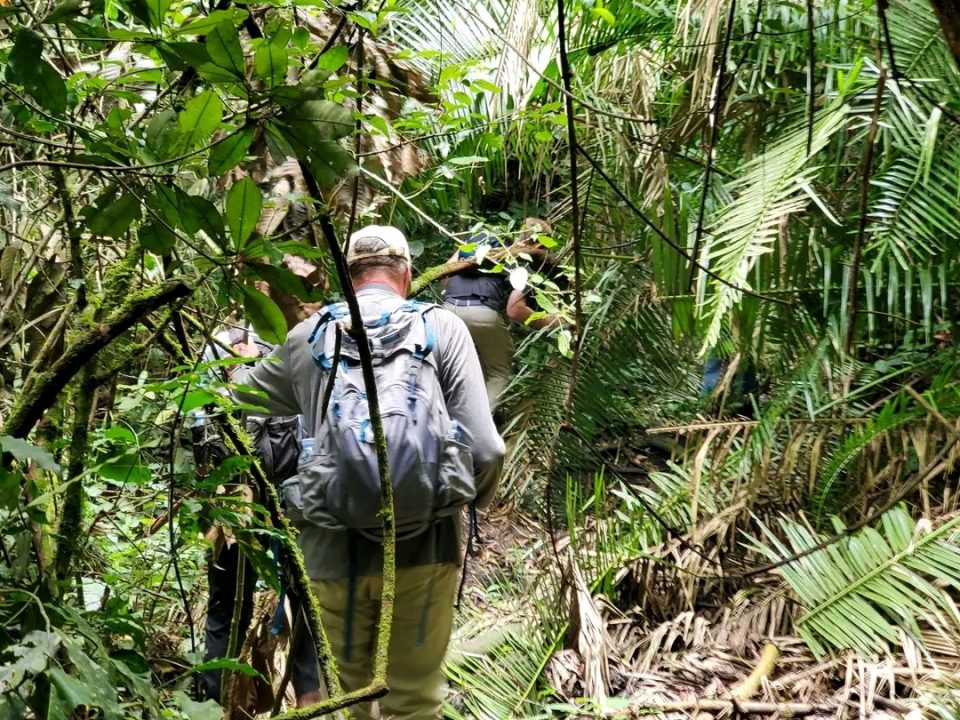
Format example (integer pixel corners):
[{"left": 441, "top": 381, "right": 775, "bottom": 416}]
[
  {"left": 556, "top": 0, "right": 583, "bottom": 427},
  {"left": 843, "top": 69, "right": 886, "bottom": 359},
  {"left": 689, "top": 0, "right": 738, "bottom": 280},
  {"left": 51, "top": 167, "right": 86, "bottom": 310},
  {"left": 805, "top": 0, "right": 816, "bottom": 155},
  {"left": 358, "top": 167, "right": 460, "bottom": 240},
  {"left": 577, "top": 145, "right": 790, "bottom": 306}
]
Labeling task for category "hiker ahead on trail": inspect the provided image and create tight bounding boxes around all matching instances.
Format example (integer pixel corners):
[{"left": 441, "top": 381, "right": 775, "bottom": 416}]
[
  {"left": 233, "top": 224, "right": 505, "bottom": 720},
  {"left": 442, "top": 218, "right": 567, "bottom": 411}
]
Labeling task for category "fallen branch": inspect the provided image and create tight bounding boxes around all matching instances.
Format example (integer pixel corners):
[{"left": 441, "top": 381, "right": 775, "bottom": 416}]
[{"left": 631, "top": 698, "right": 829, "bottom": 715}]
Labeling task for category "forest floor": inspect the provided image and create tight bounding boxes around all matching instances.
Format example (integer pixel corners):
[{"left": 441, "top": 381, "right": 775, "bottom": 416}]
[{"left": 440, "top": 507, "right": 949, "bottom": 719}]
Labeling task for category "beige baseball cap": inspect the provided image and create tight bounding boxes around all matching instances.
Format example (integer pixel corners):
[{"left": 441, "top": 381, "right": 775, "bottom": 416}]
[{"left": 346, "top": 225, "right": 411, "bottom": 265}]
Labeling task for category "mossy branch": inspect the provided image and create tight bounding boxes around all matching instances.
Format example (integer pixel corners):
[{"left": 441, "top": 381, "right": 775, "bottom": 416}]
[
  {"left": 2, "top": 280, "right": 193, "bottom": 439},
  {"left": 307, "top": 185, "right": 397, "bottom": 687},
  {"left": 409, "top": 240, "right": 550, "bottom": 297}
]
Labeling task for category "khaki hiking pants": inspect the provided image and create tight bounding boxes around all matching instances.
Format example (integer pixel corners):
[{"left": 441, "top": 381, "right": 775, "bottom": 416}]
[
  {"left": 311, "top": 563, "right": 459, "bottom": 720},
  {"left": 443, "top": 303, "right": 513, "bottom": 410}
]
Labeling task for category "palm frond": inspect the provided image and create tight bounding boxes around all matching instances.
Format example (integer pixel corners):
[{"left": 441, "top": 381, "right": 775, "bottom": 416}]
[
  {"left": 751, "top": 506, "right": 960, "bottom": 659},
  {"left": 698, "top": 105, "right": 850, "bottom": 349}
]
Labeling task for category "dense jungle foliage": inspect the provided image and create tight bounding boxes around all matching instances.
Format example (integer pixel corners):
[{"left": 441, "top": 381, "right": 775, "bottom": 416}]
[{"left": 4, "top": 0, "right": 960, "bottom": 716}]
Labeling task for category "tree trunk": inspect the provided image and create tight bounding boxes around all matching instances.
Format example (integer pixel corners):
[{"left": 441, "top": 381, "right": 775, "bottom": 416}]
[{"left": 929, "top": 0, "right": 960, "bottom": 71}]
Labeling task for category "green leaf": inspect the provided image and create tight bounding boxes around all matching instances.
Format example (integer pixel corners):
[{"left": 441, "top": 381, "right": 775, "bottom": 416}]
[
  {"left": 177, "top": 91, "right": 223, "bottom": 150},
  {"left": 281, "top": 100, "right": 354, "bottom": 145},
  {"left": 208, "top": 127, "right": 255, "bottom": 175},
  {"left": 0, "top": 436, "right": 60, "bottom": 472},
  {"left": 85, "top": 191, "right": 142, "bottom": 239},
  {"left": 172, "top": 692, "right": 224, "bottom": 720},
  {"left": 589, "top": 6, "right": 616, "bottom": 26},
  {"left": 98, "top": 452, "right": 150, "bottom": 484},
  {"left": 157, "top": 41, "right": 212, "bottom": 72},
  {"left": 5, "top": 30, "right": 67, "bottom": 115},
  {"left": 240, "top": 284, "right": 286, "bottom": 344},
  {"left": 207, "top": 20, "right": 245, "bottom": 77},
  {"left": 242, "top": 261, "right": 311, "bottom": 298},
  {"left": 174, "top": 9, "right": 248, "bottom": 36},
  {"left": 186, "top": 195, "right": 226, "bottom": 242},
  {"left": 138, "top": 218, "right": 177, "bottom": 255},
  {"left": 146, "top": 0, "right": 171, "bottom": 26},
  {"left": 253, "top": 44, "right": 288, "bottom": 89},
  {"left": 225, "top": 178, "right": 261, "bottom": 250},
  {"left": 304, "top": 141, "right": 357, "bottom": 188},
  {"left": 314, "top": 45, "right": 349, "bottom": 73}
]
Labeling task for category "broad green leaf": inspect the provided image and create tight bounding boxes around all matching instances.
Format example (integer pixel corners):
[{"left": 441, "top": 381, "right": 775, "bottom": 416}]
[
  {"left": 208, "top": 127, "right": 255, "bottom": 175},
  {"left": 189, "top": 658, "right": 265, "bottom": 678},
  {"left": 157, "top": 41, "right": 212, "bottom": 72},
  {"left": 177, "top": 91, "right": 223, "bottom": 150},
  {"left": 240, "top": 284, "right": 286, "bottom": 344},
  {"left": 281, "top": 100, "right": 354, "bottom": 145},
  {"left": 45, "top": 0, "right": 105, "bottom": 23},
  {"left": 225, "top": 178, "right": 261, "bottom": 250},
  {"left": 145, "top": 107, "right": 178, "bottom": 156},
  {"left": 314, "top": 45, "right": 349, "bottom": 73},
  {"left": 0, "top": 631, "right": 60, "bottom": 692},
  {"left": 242, "top": 262, "right": 310, "bottom": 298},
  {"left": 174, "top": 8, "right": 248, "bottom": 36},
  {"left": 172, "top": 692, "right": 224, "bottom": 720},
  {"left": 86, "top": 192, "right": 141, "bottom": 238},
  {"left": 0, "top": 436, "right": 60, "bottom": 472},
  {"left": 207, "top": 20, "right": 245, "bottom": 78},
  {"left": 5, "top": 30, "right": 67, "bottom": 115},
  {"left": 304, "top": 141, "right": 357, "bottom": 188},
  {"left": 138, "top": 218, "right": 177, "bottom": 255},
  {"left": 0, "top": 469, "right": 18, "bottom": 510},
  {"left": 186, "top": 195, "right": 226, "bottom": 242},
  {"left": 253, "top": 44, "right": 288, "bottom": 89},
  {"left": 146, "top": 0, "right": 171, "bottom": 26},
  {"left": 98, "top": 452, "right": 151, "bottom": 484}
]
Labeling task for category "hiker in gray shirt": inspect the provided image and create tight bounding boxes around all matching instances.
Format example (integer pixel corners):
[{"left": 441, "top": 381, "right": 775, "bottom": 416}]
[{"left": 232, "top": 224, "right": 504, "bottom": 719}]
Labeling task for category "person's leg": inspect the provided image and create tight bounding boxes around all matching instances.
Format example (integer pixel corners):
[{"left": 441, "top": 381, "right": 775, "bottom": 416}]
[
  {"left": 443, "top": 304, "right": 513, "bottom": 410},
  {"left": 285, "top": 592, "right": 322, "bottom": 705},
  {"left": 310, "top": 575, "right": 379, "bottom": 719},
  {"left": 480, "top": 316, "right": 514, "bottom": 410},
  {"left": 375, "top": 563, "right": 459, "bottom": 720},
  {"left": 203, "top": 543, "right": 256, "bottom": 703}
]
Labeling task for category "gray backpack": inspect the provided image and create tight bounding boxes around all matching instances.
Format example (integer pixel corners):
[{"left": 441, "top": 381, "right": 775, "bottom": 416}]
[{"left": 296, "top": 300, "right": 476, "bottom": 540}]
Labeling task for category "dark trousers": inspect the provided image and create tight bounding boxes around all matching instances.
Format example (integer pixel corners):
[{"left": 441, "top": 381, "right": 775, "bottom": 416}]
[{"left": 203, "top": 543, "right": 321, "bottom": 703}]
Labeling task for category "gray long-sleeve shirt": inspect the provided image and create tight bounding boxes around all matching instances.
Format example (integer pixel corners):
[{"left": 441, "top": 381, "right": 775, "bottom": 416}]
[{"left": 234, "top": 284, "right": 505, "bottom": 580}]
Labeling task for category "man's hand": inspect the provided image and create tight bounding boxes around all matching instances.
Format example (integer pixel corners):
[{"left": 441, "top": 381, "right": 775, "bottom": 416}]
[{"left": 233, "top": 342, "right": 261, "bottom": 358}]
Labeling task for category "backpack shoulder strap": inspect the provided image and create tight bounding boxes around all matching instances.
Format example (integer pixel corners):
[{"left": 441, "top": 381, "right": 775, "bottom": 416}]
[
  {"left": 399, "top": 300, "right": 438, "bottom": 361},
  {"left": 309, "top": 303, "right": 349, "bottom": 369}
]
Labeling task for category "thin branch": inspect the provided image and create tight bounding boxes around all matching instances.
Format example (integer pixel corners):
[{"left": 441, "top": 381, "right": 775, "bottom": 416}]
[
  {"left": 556, "top": 0, "right": 583, "bottom": 429},
  {"left": 576, "top": 145, "right": 790, "bottom": 306},
  {"left": 843, "top": 69, "right": 886, "bottom": 358},
  {"left": 689, "top": 0, "right": 738, "bottom": 280},
  {"left": 51, "top": 166, "right": 86, "bottom": 310},
  {"left": 806, "top": 0, "right": 816, "bottom": 155}
]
